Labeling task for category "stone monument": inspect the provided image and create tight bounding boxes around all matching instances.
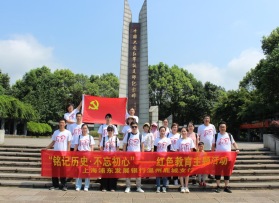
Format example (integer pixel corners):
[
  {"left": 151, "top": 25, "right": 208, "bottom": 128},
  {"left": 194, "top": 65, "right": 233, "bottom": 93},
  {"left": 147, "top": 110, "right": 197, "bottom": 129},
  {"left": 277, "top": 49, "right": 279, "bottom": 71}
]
[{"left": 119, "top": 0, "right": 149, "bottom": 126}]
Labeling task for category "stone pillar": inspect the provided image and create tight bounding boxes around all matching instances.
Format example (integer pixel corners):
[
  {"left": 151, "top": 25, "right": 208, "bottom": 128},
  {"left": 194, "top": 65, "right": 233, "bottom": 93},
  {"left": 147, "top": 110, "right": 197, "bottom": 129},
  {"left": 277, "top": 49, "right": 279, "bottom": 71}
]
[
  {"left": 138, "top": 0, "right": 149, "bottom": 126},
  {"left": 13, "top": 120, "right": 17, "bottom": 135}
]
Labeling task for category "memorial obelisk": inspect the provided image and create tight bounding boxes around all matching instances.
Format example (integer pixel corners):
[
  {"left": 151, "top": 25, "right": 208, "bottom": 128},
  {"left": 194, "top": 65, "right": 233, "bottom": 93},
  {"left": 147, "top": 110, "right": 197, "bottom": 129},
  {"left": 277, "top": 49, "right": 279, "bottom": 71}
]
[{"left": 119, "top": 0, "right": 149, "bottom": 126}]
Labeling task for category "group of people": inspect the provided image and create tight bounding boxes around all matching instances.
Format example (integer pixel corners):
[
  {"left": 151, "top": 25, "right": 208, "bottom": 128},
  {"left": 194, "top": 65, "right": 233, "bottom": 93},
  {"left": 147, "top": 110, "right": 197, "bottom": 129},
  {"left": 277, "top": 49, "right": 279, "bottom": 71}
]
[{"left": 43, "top": 104, "right": 239, "bottom": 194}]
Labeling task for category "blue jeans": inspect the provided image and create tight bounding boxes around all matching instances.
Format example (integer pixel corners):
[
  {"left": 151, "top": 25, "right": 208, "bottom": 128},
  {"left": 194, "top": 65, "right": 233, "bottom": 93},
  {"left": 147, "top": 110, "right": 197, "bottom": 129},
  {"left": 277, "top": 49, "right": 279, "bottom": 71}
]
[
  {"left": 156, "top": 177, "right": 167, "bottom": 187},
  {"left": 75, "top": 178, "right": 90, "bottom": 189}
]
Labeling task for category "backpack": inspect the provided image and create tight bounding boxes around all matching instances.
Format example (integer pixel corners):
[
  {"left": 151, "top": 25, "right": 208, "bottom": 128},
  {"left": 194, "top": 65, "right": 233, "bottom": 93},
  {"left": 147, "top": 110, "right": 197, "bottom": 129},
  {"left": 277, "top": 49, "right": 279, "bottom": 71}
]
[
  {"left": 214, "top": 133, "right": 232, "bottom": 148},
  {"left": 126, "top": 132, "right": 142, "bottom": 151}
]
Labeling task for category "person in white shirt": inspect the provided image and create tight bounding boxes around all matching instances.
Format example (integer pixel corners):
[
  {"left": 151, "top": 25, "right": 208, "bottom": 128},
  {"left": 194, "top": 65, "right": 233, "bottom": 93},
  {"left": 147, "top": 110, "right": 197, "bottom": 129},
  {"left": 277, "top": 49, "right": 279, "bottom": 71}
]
[
  {"left": 70, "top": 112, "right": 83, "bottom": 151},
  {"left": 122, "top": 116, "right": 135, "bottom": 137},
  {"left": 122, "top": 121, "right": 145, "bottom": 193},
  {"left": 44, "top": 118, "right": 72, "bottom": 191},
  {"left": 98, "top": 113, "right": 118, "bottom": 148},
  {"left": 176, "top": 127, "right": 195, "bottom": 193},
  {"left": 163, "top": 119, "right": 170, "bottom": 136},
  {"left": 151, "top": 122, "right": 159, "bottom": 139},
  {"left": 142, "top": 123, "right": 154, "bottom": 152},
  {"left": 74, "top": 124, "right": 95, "bottom": 192},
  {"left": 64, "top": 101, "right": 82, "bottom": 133},
  {"left": 167, "top": 123, "right": 180, "bottom": 185},
  {"left": 154, "top": 126, "right": 171, "bottom": 193},
  {"left": 125, "top": 107, "right": 139, "bottom": 123},
  {"left": 100, "top": 125, "right": 120, "bottom": 192},
  {"left": 212, "top": 121, "right": 239, "bottom": 193},
  {"left": 197, "top": 115, "right": 216, "bottom": 179}
]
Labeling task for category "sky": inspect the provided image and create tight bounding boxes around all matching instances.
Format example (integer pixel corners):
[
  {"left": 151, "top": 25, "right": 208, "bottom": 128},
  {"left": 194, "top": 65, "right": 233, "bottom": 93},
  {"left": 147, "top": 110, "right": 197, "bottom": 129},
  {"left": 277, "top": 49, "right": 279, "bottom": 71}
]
[{"left": 0, "top": 0, "right": 278, "bottom": 91}]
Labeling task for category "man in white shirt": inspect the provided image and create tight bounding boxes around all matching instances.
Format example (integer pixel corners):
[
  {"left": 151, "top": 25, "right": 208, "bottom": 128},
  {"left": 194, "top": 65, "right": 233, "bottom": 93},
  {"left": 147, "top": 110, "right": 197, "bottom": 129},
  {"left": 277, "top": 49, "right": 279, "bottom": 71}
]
[
  {"left": 125, "top": 107, "right": 139, "bottom": 123},
  {"left": 98, "top": 113, "right": 118, "bottom": 148},
  {"left": 70, "top": 112, "right": 83, "bottom": 151},
  {"left": 163, "top": 119, "right": 170, "bottom": 135},
  {"left": 44, "top": 118, "right": 72, "bottom": 191},
  {"left": 123, "top": 121, "right": 145, "bottom": 193},
  {"left": 212, "top": 121, "right": 239, "bottom": 193},
  {"left": 197, "top": 115, "right": 216, "bottom": 180}
]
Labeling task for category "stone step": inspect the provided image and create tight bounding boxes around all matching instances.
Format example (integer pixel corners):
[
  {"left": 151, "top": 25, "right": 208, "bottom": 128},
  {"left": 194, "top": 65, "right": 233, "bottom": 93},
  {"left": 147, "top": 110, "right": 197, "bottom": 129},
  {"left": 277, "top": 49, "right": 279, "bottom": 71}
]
[
  {"left": 0, "top": 179, "right": 279, "bottom": 191},
  {"left": 237, "top": 151, "right": 276, "bottom": 155},
  {"left": 235, "top": 159, "right": 279, "bottom": 164},
  {"left": 1, "top": 172, "right": 278, "bottom": 183},
  {"left": 0, "top": 161, "right": 41, "bottom": 167},
  {"left": 0, "top": 148, "right": 41, "bottom": 153},
  {"left": 0, "top": 152, "right": 41, "bottom": 157},
  {"left": 0, "top": 156, "right": 41, "bottom": 162},
  {"left": 234, "top": 164, "right": 279, "bottom": 170},
  {"left": 0, "top": 167, "right": 40, "bottom": 173},
  {"left": 233, "top": 169, "right": 279, "bottom": 175},
  {"left": 236, "top": 155, "right": 279, "bottom": 160}
]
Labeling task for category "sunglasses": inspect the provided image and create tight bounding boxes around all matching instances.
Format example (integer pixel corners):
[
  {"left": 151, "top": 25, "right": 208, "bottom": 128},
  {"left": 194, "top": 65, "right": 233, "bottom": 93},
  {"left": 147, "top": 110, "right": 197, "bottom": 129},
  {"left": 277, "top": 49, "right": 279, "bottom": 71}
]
[
  {"left": 131, "top": 126, "right": 138, "bottom": 129},
  {"left": 107, "top": 129, "right": 113, "bottom": 132}
]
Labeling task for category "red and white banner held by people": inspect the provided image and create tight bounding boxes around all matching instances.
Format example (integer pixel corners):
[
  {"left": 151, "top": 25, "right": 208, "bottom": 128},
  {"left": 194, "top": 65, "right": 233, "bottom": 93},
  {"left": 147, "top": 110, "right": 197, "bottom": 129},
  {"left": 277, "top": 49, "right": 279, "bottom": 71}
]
[
  {"left": 82, "top": 95, "right": 127, "bottom": 125},
  {"left": 41, "top": 150, "right": 237, "bottom": 178}
]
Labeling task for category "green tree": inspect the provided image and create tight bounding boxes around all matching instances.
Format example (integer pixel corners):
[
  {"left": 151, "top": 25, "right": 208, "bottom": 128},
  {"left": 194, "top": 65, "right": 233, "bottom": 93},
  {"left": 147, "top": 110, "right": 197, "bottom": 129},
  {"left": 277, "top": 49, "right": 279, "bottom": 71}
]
[
  {"left": 0, "top": 69, "right": 10, "bottom": 95},
  {"left": 239, "top": 27, "right": 279, "bottom": 120}
]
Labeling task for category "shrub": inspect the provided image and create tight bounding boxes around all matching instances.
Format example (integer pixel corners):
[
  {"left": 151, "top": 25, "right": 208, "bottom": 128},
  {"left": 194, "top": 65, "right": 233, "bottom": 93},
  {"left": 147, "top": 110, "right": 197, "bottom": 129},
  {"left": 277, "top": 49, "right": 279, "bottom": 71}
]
[{"left": 27, "top": 121, "right": 52, "bottom": 136}]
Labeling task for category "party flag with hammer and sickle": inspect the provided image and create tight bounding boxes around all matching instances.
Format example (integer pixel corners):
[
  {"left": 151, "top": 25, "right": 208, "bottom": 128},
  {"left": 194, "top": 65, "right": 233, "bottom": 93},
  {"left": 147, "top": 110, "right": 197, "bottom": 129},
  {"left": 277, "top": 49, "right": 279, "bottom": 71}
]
[{"left": 82, "top": 95, "right": 127, "bottom": 125}]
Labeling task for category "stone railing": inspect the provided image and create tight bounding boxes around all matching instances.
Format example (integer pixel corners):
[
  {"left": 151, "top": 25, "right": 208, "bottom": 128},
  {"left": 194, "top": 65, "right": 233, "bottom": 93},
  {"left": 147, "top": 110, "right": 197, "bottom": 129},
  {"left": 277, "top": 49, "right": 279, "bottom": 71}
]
[{"left": 263, "top": 134, "right": 279, "bottom": 155}]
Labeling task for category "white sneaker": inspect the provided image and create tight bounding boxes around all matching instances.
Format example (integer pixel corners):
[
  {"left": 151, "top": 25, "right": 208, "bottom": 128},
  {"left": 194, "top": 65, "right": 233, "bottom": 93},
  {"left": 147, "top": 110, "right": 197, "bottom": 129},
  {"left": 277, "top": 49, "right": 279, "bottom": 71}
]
[
  {"left": 84, "top": 188, "right": 88, "bottom": 192},
  {"left": 136, "top": 187, "right": 144, "bottom": 193},
  {"left": 166, "top": 180, "right": 169, "bottom": 186},
  {"left": 75, "top": 188, "right": 80, "bottom": 191},
  {"left": 125, "top": 187, "right": 130, "bottom": 193},
  {"left": 181, "top": 187, "right": 185, "bottom": 193},
  {"left": 156, "top": 187, "right": 160, "bottom": 193},
  {"left": 174, "top": 180, "right": 179, "bottom": 185},
  {"left": 185, "top": 187, "right": 190, "bottom": 193},
  {"left": 162, "top": 187, "right": 167, "bottom": 193}
]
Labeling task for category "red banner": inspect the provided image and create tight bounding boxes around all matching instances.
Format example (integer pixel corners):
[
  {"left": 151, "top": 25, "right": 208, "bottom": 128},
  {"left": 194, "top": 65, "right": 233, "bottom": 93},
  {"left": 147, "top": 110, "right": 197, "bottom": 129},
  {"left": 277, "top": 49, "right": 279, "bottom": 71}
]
[
  {"left": 82, "top": 95, "right": 127, "bottom": 125},
  {"left": 41, "top": 150, "right": 237, "bottom": 178}
]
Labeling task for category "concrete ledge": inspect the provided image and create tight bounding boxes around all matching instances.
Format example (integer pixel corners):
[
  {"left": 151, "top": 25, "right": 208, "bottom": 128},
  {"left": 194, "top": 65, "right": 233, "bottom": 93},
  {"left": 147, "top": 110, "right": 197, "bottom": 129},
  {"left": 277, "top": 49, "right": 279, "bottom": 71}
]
[
  {"left": 0, "top": 130, "right": 4, "bottom": 144},
  {"left": 263, "top": 134, "right": 279, "bottom": 155}
]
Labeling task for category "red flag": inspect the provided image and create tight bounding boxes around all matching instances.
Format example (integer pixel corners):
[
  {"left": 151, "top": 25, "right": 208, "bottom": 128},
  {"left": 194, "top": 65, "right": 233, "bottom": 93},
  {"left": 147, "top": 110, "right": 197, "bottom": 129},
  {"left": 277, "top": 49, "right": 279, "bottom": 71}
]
[{"left": 82, "top": 95, "right": 127, "bottom": 125}]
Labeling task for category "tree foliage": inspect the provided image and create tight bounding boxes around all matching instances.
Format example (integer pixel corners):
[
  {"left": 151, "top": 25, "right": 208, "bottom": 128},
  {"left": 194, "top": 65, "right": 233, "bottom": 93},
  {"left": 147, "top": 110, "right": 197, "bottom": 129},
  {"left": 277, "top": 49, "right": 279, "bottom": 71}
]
[
  {"left": 0, "top": 69, "right": 10, "bottom": 95},
  {"left": 27, "top": 121, "right": 52, "bottom": 136},
  {"left": 0, "top": 95, "right": 38, "bottom": 120},
  {"left": 10, "top": 66, "right": 119, "bottom": 123},
  {"left": 149, "top": 63, "right": 225, "bottom": 125},
  {"left": 239, "top": 27, "right": 279, "bottom": 120}
]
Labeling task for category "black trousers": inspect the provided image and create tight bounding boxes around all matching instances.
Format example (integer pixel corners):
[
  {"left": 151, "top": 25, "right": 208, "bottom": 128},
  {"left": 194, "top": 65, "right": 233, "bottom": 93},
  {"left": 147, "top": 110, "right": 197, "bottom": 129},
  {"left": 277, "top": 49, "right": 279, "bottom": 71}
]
[
  {"left": 100, "top": 178, "right": 118, "bottom": 190},
  {"left": 52, "top": 177, "right": 66, "bottom": 188}
]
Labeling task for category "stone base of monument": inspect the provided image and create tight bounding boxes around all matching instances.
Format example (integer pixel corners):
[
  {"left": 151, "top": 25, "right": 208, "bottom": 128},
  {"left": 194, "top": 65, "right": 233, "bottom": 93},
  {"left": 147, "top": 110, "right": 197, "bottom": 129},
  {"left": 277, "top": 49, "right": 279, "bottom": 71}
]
[{"left": 0, "top": 129, "right": 4, "bottom": 144}]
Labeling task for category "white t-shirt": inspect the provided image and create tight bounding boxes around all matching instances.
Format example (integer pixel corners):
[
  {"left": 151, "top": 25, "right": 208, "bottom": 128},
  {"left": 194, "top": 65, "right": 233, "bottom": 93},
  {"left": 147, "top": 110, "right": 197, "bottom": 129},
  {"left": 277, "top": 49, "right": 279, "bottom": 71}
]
[
  {"left": 51, "top": 129, "right": 72, "bottom": 151},
  {"left": 64, "top": 108, "right": 79, "bottom": 132},
  {"left": 167, "top": 132, "right": 180, "bottom": 151},
  {"left": 125, "top": 112, "right": 139, "bottom": 123},
  {"left": 70, "top": 123, "right": 83, "bottom": 148},
  {"left": 154, "top": 137, "right": 171, "bottom": 152},
  {"left": 100, "top": 135, "right": 120, "bottom": 152},
  {"left": 74, "top": 134, "right": 95, "bottom": 151},
  {"left": 143, "top": 132, "right": 154, "bottom": 151},
  {"left": 164, "top": 127, "right": 170, "bottom": 136},
  {"left": 197, "top": 124, "right": 216, "bottom": 151},
  {"left": 98, "top": 124, "right": 118, "bottom": 138},
  {"left": 122, "top": 125, "right": 131, "bottom": 137},
  {"left": 213, "top": 132, "right": 235, "bottom": 152},
  {"left": 123, "top": 132, "right": 145, "bottom": 152},
  {"left": 176, "top": 137, "right": 195, "bottom": 152},
  {"left": 151, "top": 130, "right": 159, "bottom": 139}
]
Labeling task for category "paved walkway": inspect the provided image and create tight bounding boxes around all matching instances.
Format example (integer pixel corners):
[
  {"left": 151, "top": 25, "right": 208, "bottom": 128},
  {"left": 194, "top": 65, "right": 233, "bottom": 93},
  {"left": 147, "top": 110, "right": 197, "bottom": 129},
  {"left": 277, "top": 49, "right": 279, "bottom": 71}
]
[{"left": 0, "top": 187, "right": 278, "bottom": 202}]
